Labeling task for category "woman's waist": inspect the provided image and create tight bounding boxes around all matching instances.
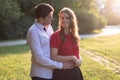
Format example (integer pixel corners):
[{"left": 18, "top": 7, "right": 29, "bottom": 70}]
[{"left": 58, "top": 51, "right": 79, "bottom": 58}]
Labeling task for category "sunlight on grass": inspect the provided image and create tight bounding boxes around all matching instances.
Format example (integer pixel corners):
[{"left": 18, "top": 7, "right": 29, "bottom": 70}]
[
  {"left": 0, "top": 41, "right": 120, "bottom": 80},
  {"left": 81, "top": 49, "right": 120, "bottom": 80},
  {"left": 93, "top": 30, "right": 102, "bottom": 34},
  {"left": 0, "top": 45, "right": 31, "bottom": 80},
  {"left": 81, "top": 34, "right": 120, "bottom": 62},
  {"left": 80, "top": 34, "right": 120, "bottom": 80}
]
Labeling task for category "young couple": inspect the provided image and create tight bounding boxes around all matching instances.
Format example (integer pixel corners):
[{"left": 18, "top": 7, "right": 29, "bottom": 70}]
[{"left": 27, "top": 3, "right": 83, "bottom": 80}]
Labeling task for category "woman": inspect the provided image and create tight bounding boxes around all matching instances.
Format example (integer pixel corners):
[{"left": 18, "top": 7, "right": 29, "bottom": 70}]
[{"left": 50, "top": 7, "right": 83, "bottom": 80}]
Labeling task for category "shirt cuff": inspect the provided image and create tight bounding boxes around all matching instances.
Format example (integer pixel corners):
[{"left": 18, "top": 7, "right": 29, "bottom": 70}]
[{"left": 57, "top": 62, "right": 63, "bottom": 69}]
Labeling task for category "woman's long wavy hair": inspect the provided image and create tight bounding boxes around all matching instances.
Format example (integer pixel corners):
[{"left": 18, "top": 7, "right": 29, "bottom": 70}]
[{"left": 58, "top": 7, "right": 80, "bottom": 45}]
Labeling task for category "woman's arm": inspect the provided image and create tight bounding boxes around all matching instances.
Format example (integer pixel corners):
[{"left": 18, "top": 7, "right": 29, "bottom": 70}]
[
  {"left": 74, "top": 56, "right": 82, "bottom": 66},
  {"left": 50, "top": 48, "right": 77, "bottom": 62},
  {"left": 74, "top": 46, "right": 83, "bottom": 66}
]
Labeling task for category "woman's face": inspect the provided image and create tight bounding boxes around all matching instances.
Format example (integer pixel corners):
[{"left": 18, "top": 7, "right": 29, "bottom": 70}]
[{"left": 59, "top": 12, "right": 70, "bottom": 29}]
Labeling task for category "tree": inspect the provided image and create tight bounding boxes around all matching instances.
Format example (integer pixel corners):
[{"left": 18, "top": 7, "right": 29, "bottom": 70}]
[
  {"left": 0, "top": 0, "right": 22, "bottom": 39},
  {"left": 76, "top": 0, "right": 106, "bottom": 34},
  {"left": 0, "top": 0, "right": 107, "bottom": 39}
]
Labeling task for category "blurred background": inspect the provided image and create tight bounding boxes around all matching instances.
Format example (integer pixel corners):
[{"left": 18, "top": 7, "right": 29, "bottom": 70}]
[{"left": 0, "top": 0, "right": 120, "bottom": 40}]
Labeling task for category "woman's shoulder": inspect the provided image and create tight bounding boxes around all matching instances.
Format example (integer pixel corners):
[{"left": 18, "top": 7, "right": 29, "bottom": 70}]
[
  {"left": 52, "top": 30, "right": 60, "bottom": 36},
  {"left": 50, "top": 30, "right": 60, "bottom": 40}
]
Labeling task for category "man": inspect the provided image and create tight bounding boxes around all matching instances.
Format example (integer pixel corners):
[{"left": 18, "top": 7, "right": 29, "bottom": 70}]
[{"left": 26, "top": 3, "right": 73, "bottom": 80}]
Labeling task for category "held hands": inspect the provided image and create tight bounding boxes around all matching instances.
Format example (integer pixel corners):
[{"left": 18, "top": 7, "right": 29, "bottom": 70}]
[
  {"left": 62, "top": 62, "right": 74, "bottom": 69},
  {"left": 71, "top": 56, "right": 82, "bottom": 67},
  {"left": 62, "top": 56, "right": 82, "bottom": 69}
]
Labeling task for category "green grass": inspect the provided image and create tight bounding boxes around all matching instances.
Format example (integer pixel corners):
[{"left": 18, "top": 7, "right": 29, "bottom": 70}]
[
  {"left": 80, "top": 34, "right": 120, "bottom": 80},
  {"left": 0, "top": 33, "right": 120, "bottom": 80},
  {"left": 0, "top": 45, "right": 31, "bottom": 80},
  {"left": 81, "top": 34, "right": 120, "bottom": 63},
  {"left": 81, "top": 51, "right": 120, "bottom": 80}
]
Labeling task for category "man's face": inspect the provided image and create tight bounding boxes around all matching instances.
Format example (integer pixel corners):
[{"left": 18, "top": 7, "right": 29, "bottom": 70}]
[{"left": 43, "top": 12, "right": 53, "bottom": 25}]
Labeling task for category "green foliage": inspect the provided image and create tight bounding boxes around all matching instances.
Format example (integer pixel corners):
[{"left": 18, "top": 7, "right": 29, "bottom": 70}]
[
  {"left": 0, "top": 0, "right": 107, "bottom": 39},
  {"left": 0, "top": 15, "right": 33, "bottom": 39},
  {"left": 96, "top": 15, "right": 106, "bottom": 30},
  {"left": 76, "top": 0, "right": 106, "bottom": 34},
  {"left": 77, "top": 10, "right": 96, "bottom": 34},
  {"left": 17, "top": 0, "right": 42, "bottom": 16},
  {"left": 17, "top": 15, "right": 34, "bottom": 38},
  {"left": 0, "top": 0, "right": 21, "bottom": 23},
  {"left": 78, "top": 0, "right": 97, "bottom": 11},
  {"left": 0, "top": 0, "right": 22, "bottom": 39}
]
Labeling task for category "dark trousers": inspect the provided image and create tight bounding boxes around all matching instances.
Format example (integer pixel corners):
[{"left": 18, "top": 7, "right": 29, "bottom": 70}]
[{"left": 31, "top": 77, "right": 52, "bottom": 80}]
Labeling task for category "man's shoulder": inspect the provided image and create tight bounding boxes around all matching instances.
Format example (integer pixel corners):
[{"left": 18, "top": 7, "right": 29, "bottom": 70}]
[{"left": 28, "top": 24, "right": 39, "bottom": 33}]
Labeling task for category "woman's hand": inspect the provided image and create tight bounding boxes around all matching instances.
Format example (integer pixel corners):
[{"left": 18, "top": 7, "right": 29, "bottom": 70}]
[{"left": 71, "top": 56, "right": 82, "bottom": 67}]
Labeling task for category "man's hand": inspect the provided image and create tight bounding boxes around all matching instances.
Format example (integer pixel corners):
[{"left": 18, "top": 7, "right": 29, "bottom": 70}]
[{"left": 62, "top": 62, "right": 74, "bottom": 69}]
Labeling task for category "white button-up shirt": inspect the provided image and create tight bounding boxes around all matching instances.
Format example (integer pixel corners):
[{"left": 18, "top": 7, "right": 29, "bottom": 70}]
[{"left": 27, "top": 22, "right": 63, "bottom": 79}]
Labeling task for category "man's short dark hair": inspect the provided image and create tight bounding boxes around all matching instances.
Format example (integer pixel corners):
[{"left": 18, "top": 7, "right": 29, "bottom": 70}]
[{"left": 34, "top": 3, "right": 54, "bottom": 19}]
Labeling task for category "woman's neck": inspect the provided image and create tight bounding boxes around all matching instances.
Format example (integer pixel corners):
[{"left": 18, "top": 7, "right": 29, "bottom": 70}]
[{"left": 64, "top": 28, "right": 69, "bottom": 34}]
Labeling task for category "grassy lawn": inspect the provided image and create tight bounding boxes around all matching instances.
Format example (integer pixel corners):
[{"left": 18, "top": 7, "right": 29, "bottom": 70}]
[
  {"left": 0, "top": 45, "right": 31, "bottom": 80},
  {"left": 81, "top": 34, "right": 120, "bottom": 64},
  {"left": 0, "top": 33, "right": 120, "bottom": 80},
  {"left": 80, "top": 51, "right": 120, "bottom": 80},
  {"left": 80, "top": 34, "right": 120, "bottom": 80}
]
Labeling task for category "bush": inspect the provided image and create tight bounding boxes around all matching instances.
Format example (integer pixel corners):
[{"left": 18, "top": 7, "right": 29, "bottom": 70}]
[
  {"left": 17, "top": 15, "right": 34, "bottom": 38},
  {"left": 77, "top": 10, "right": 97, "bottom": 34},
  {"left": 96, "top": 15, "right": 106, "bottom": 30},
  {"left": 0, "top": 15, "right": 33, "bottom": 40},
  {"left": 77, "top": 10, "right": 106, "bottom": 34},
  {"left": 0, "top": 0, "right": 22, "bottom": 39}
]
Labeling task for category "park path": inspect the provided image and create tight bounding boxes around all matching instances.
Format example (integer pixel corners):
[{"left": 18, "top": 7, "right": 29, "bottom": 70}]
[
  {"left": 80, "top": 25, "right": 120, "bottom": 38},
  {"left": 0, "top": 39, "right": 26, "bottom": 47}
]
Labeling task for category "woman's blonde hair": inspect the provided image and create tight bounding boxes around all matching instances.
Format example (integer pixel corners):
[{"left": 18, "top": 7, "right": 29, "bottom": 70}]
[{"left": 58, "top": 7, "right": 80, "bottom": 45}]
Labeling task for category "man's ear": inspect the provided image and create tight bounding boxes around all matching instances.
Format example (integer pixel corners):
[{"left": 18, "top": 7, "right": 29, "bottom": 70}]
[
  {"left": 39, "top": 17, "right": 43, "bottom": 20},
  {"left": 38, "top": 17, "right": 44, "bottom": 22}
]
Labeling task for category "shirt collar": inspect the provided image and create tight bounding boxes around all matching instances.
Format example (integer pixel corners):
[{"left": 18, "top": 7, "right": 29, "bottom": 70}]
[{"left": 34, "top": 21, "right": 45, "bottom": 30}]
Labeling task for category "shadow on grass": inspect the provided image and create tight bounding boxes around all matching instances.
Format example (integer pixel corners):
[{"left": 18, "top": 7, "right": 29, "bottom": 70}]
[{"left": 0, "top": 44, "right": 30, "bottom": 56}]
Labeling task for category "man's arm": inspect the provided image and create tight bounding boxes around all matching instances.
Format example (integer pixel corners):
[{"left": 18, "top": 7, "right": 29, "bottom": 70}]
[{"left": 27, "top": 30, "right": 63, "bottom": 69}]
